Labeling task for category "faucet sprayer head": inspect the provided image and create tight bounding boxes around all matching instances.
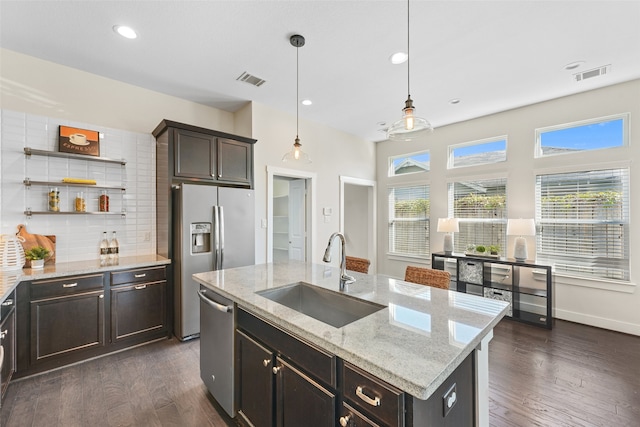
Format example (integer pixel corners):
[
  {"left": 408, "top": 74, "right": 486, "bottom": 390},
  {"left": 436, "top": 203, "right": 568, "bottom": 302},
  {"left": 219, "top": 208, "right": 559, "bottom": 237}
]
[{"left": 323, "top": 246, "right": 332, "bottom": 262}]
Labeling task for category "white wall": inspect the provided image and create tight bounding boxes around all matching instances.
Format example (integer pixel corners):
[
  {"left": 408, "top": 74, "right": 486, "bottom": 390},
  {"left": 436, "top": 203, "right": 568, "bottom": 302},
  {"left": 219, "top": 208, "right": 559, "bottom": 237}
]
[
  {"left": 251, "top": 102, "right": 376, "bottom": 265},
  {"left": 376, "top": 79, "right": 640, "bottom": 335}
]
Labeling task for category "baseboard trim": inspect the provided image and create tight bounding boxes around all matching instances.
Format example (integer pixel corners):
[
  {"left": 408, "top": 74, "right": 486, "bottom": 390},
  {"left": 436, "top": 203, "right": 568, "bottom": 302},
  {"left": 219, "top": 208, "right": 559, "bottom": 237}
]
[{"left": 553, "top": 308, "right": 640, "bottom": 336}]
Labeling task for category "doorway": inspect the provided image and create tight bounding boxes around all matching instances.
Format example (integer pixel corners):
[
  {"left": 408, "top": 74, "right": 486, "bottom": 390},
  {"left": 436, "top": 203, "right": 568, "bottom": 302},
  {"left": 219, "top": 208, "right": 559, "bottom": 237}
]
[
  {"left": 267, "top": 166, "right": 317, "bottom": 263},
  {"left": 340, "top": 176, "right": 376, "bottom": 273}
]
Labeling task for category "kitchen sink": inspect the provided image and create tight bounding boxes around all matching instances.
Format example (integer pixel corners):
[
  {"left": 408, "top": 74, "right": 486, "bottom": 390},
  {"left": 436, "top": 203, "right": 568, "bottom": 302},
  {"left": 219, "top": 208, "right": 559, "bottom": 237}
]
[{"left": 256, "top": 282, "right": 385, "bottom": 328}]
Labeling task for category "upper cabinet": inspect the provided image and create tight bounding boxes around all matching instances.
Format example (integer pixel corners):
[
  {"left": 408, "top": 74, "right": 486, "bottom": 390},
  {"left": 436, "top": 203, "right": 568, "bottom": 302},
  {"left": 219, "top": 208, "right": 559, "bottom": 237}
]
[{"left": 154, "top": 120, "right": 256, "bottom": 188}]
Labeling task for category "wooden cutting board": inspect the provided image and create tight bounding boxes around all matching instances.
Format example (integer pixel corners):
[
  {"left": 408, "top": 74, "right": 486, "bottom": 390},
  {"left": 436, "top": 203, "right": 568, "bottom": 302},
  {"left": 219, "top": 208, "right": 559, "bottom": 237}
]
[{"left": 16, "top": 224, "right": 56, "bottom": 266}]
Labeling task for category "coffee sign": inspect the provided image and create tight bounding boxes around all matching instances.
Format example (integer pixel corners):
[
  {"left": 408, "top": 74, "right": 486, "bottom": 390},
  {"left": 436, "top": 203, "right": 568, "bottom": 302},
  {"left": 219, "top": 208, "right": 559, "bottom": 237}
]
[{"left": 59, "top": 125, "right": 100, "bottom": 157}]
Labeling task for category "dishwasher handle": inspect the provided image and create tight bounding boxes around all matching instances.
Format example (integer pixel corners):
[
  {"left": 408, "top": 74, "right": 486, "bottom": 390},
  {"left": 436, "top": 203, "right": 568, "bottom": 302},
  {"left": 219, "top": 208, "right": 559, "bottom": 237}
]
[{"left": 197, "top": 289, "right": 233, "bottom": 313}]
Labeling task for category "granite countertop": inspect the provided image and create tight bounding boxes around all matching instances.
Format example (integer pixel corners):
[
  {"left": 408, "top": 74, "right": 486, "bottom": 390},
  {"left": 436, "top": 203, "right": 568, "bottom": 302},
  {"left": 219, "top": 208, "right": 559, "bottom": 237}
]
[
  {"left": 193, "top": 260, "right": 509, "bottom": 400},
  {"left": 0, "top": 254, "right": 171, "bottom": 305}
]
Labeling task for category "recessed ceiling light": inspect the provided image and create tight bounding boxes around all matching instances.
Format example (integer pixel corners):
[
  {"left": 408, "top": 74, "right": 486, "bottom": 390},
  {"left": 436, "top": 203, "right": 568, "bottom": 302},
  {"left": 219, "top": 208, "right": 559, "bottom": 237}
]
[
  {"left": 564, "top": 61, "right": 585, "bottom": 71},
  {"left": 389, "top": 52, "right": 408, "bottom": 65},
  {"left": 449, "top": 98, "right": 461, "bottom": 105},
  {"left": 301, "top": 99, "right": 312, "bottom": 106},
  {"left": 113, "top": 25, "right": 138, "bottom": 39}
]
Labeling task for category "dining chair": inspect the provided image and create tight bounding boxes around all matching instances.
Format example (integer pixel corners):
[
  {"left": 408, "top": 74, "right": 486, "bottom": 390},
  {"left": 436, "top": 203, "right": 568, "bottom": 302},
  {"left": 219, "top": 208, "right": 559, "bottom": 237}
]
[
  {"left": 404, "top": 266, "right": 451, "bottom": 290},
  {"left": 345, "top": 256, "right": 370, "bottom": 274}
]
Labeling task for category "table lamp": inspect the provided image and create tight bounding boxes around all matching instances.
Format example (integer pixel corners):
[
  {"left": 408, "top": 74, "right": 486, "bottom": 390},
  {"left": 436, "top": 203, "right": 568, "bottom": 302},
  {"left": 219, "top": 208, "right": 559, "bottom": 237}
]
[
  {"left": 437, "top": 218, "right": 459, "bottom": 255},
  {"left": 506, "top": 218, "right": 536, "bottom": 262}
]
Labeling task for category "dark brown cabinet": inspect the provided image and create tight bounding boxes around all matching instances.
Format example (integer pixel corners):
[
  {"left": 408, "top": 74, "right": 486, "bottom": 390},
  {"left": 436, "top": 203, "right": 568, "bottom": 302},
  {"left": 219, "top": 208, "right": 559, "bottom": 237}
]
[
  {"left": 236, "top": 330, "right": 275, "bottom": 427},
  {"left": 110, "top": 266, "right": 167, "bottom": 343},
  {"left": 29, "top": 274, "right": 105, "bottom": 364},
  {"left": 1, "top": 291, "right": 16, "bottom": 400},
  {"left": 154, "top": 119, "right": 256, "bottom": 188},
  {"left": 236, "top": 308, "right": 337, "bottom": 427}
]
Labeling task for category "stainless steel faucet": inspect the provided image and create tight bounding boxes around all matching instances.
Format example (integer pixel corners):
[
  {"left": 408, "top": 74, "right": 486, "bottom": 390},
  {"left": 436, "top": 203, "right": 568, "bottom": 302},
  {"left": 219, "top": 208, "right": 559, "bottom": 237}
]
[{"left": 323, "top": 232, "right": 355, "bottom": 290}]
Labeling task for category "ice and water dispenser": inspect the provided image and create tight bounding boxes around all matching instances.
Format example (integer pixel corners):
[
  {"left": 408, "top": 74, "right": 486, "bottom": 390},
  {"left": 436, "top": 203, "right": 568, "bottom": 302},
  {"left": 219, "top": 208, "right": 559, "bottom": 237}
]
[{"left": 191, "top": 223, "right": 211, "bottom": 254}]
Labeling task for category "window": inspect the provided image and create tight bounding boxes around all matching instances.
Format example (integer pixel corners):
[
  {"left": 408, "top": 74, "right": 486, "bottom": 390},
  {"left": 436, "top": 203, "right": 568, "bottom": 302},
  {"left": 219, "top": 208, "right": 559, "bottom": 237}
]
[
  {"left": 448, "top": 137, "right": 507, "bottom": 168},
  {"left": 388, "top": 185, "right": 430, "bottom": 257},
  {"left": 536, "top": 168, "right": 629, "bottom": 281},
  {"left": 448, "top": 178, "right": 507, "bottom": 252},
  {"left": 535, "top": 114, "right": 628, "bottom": 157},
  {"left": 389, "top": 150, "right": 430, "bottom": 176}
]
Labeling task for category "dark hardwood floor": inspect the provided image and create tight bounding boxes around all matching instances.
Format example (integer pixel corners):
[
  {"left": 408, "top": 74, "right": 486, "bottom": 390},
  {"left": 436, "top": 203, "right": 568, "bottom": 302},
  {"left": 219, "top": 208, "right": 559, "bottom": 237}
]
[{"left": 2, "top": 319, "right": 639, "bottom": 426}]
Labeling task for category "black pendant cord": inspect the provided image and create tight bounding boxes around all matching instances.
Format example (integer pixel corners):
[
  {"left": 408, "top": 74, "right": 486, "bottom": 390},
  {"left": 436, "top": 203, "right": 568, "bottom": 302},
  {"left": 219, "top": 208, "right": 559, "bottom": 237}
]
[
  {"left": 407, "top": 0, "right": 410, "bottom": 99},
  {"left": 296, "top": 43, "right": 299, "bottom": 140}
]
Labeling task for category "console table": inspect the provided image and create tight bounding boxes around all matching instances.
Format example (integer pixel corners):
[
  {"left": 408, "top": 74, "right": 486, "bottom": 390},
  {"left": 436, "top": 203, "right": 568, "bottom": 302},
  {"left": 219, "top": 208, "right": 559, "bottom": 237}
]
[{"left": 432, "top": 252, "right": 552, "bottom": 329}]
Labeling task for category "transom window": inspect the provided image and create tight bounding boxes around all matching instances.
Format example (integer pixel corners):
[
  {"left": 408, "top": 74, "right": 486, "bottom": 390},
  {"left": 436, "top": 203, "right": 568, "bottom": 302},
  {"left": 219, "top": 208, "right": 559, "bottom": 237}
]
[
  {"left": 535, "top": 114, "right": 628, "bottom": 157},
  {"left": 448, "top": 137, "right": 507, "bottom": 168},
  {"left": 389, "top": 150, "right": 430, "bottom": 176},
  {"left": 448, "top": 178, "right": 507, "bottom": 253},
  {"left": 388, "top": 185, "right": 430, "bottom": 257},
  {"left": 535, "top": 168, "right": 629, "bottom": 281}
]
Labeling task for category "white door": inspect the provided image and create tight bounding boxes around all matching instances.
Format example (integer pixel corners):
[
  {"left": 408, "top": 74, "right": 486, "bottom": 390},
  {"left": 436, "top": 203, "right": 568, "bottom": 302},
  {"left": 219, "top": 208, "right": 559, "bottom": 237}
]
[{"left": 288, "top": 179, "right": 306, "bottom": 261}]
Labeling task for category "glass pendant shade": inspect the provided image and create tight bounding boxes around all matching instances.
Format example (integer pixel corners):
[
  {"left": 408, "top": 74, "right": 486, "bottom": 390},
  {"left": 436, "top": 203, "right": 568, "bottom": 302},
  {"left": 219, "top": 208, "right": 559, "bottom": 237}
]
[
  {"left": 387, "top": 97, "right": 433, "bottom": 141},
  {"left": 282, "top": 137, "right": 311, "bottom": 163}
]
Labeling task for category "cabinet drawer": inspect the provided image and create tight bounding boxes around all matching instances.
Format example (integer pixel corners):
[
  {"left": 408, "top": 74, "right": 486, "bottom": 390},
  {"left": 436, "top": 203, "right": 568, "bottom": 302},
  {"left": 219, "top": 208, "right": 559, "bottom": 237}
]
[
  {"left": 111, "top": 266, "right": 166, "bottom": 286},
  {"left": 484, "top": 287, "right": 513, "bottom": 316},
  {"left": 31, "top": 274, "right": 104, "bottom": 300},
  {"left": 459, "top": 260, "right": 483, "bottom": 285},
  {"left": 343, "top": 361, "right": 404, "bottom": 427}
]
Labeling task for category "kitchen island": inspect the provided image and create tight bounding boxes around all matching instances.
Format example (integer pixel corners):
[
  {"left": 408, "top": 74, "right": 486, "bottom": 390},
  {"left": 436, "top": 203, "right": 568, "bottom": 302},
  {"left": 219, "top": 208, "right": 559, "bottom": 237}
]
[{"left": 193, "top": 260, "right": 509, "bottom": 426}]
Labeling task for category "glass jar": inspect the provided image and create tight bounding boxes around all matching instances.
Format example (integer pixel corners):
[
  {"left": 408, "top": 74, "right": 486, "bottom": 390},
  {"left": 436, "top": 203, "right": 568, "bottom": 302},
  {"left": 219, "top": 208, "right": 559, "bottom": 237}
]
[
  {"left": 48, "top": 188, "right": 60, "bottom": 212},
  {"left": 99, "top": 190, "right": 109, "bottom": 212},
  {"left": 75, "top": 192, "right": 86, "bottom": 212}
]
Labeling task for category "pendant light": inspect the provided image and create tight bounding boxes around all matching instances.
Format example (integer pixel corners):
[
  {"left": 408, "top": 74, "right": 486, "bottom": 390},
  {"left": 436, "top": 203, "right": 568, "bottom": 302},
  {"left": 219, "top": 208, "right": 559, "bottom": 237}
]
[
  {"left": 282, "top": 34, "right": 311, "bottom": 163},
  {"left": 387, "top": 0, "right": 433, "bottom": 141}
]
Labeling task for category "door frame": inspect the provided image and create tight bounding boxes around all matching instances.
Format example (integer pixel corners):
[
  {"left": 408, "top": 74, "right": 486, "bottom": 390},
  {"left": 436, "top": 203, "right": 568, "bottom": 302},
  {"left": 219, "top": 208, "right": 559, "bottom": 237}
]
[
  {"left": 267, "top": 166, "right": 316, "bottom": 263},
  {"left": 339, "top": 176, "right": 377, "bottom": 274}
]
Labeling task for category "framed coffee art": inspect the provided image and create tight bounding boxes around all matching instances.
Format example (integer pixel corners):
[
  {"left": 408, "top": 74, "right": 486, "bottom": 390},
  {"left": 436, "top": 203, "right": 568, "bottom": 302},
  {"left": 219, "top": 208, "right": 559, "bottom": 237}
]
[{"left": 58, "top": 125, "right": 100, "bottom": 157}]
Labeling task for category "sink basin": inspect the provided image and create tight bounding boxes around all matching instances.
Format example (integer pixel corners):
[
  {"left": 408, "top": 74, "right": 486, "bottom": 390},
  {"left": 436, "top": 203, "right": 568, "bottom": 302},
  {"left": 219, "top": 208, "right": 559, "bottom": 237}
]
[{"left": 256, "top": 282, "right": 385, "bottom": 328}]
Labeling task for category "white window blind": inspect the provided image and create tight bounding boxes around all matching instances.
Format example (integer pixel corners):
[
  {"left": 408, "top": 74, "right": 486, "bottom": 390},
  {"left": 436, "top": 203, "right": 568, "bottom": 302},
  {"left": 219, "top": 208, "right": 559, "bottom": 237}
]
[
  {"left": 448, "top": 178, "right": 507, "bottom": 252},
  {"left": 536, "top": 168, "right": 629, "bottom": 280},
  {"left": 388, "top": 185, "right": 430, "bottom": 257}
]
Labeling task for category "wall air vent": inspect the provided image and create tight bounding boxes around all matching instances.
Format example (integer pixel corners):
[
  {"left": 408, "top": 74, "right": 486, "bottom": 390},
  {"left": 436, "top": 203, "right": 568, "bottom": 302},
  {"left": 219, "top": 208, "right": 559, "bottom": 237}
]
[
  {"left": 236, "top": 72, "right": 266, "bottom": 87},
  {"left": 574, "top": 65, "right": 611, "bottom": 82}
]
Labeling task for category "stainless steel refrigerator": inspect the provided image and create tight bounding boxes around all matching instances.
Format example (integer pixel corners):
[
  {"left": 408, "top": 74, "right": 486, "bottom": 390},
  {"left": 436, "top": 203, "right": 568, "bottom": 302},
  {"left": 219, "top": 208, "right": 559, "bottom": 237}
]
[{"left": 173, "top": 183, "right": 255, "bottom": 340}]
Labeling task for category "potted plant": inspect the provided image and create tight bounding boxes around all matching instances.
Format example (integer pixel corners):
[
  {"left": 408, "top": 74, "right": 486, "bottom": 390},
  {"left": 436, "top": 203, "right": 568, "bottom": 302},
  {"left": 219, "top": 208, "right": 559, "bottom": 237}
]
[
  {"left": 488, "top": 245, "right": 500, "bottom": 256},
  {"left": 475, "top": 245, "right": 486, "bottom": 254},
  {"left": 25, "top": 246, "right": 51, "bottom": 269}
]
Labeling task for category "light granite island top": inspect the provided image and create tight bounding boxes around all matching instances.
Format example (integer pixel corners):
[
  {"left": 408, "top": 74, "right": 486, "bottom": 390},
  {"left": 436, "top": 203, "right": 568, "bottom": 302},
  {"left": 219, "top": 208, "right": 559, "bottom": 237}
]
[{"left": 193, "top": 260, "right": 509, "bottom": 406}]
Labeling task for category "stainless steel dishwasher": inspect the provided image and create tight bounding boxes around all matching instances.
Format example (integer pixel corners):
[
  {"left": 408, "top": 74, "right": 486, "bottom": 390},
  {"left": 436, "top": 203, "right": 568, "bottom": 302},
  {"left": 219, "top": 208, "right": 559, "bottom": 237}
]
[{"left": 198, "top": 286, "right": 235, "bottom": 417}]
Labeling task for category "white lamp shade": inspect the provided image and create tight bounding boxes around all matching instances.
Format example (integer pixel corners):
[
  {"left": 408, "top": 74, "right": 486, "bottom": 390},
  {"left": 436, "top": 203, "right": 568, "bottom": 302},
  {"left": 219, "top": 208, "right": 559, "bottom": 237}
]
[
  {"left": 437, "top": 218, "right": 459, "bottom": 233},
  {"left": 506, "top": 218, "right": 535, "bottom": 236}
]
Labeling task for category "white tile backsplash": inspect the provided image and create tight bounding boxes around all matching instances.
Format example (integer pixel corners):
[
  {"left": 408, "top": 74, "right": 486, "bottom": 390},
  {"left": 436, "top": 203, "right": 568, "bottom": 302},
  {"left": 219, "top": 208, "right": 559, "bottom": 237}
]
[{"left": 0, "top": 109, "right": 157, "bottom": 263}]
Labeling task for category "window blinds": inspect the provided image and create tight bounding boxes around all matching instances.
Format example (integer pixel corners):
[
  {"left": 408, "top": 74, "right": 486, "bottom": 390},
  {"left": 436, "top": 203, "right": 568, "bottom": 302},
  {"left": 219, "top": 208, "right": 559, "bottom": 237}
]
[
  {"left": 535, "top": 168, "right": 629, "bottom": 280},
  {"left": 388, "top": 185, "right": 430, "bottom": 257},
  {"left": 448, "top": 178, "right": 507, "bottom": 252}
]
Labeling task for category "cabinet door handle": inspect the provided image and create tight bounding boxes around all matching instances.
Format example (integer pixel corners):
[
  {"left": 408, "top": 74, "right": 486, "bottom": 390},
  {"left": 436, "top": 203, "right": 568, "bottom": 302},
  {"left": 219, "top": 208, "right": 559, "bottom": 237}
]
[
  {"left": 134, "top": 285, "right": 147, "bottom": 290},
  {"left": 1, "top": 299, "right": 13, "bottom": 306},
  {"left": 62, "top": 282, "right": 78, "bottom": 288},
  {"left": 134, "top": 273, "right": 146, "bottom": 278},
  {"left": 339, "top": 415, "right": 351, "bottom": 427},
  {"left": 0, "top": 329, "right": 7, "bottom": 339},
  {"left": 262, "top": 359, "right": 270, "bottom": 367},
  {"left": 356, "top": 386, "right": 381, "bottom": 407},
  {"left": 272, "top": 366, "right": 281, "bottom": 374}
]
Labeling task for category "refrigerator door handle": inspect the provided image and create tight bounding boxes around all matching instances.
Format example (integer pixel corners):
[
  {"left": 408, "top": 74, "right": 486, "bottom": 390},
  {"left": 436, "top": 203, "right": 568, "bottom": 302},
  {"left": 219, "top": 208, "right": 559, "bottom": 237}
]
[
  {"left": 213, "top": 206, "right": 220, "bottom": 270},
  {"left": 219, "top": 206, "right": 225, "bottom": 269}
]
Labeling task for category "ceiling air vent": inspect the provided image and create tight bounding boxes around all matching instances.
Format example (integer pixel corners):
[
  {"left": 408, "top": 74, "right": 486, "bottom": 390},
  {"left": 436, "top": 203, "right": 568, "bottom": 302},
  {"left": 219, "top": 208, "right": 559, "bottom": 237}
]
[
  {"left": 236, "top": 72, "right": 266, "bottom": 87},
  {"left": 574, "top": 65, "right": 611, "bottom": 82}
]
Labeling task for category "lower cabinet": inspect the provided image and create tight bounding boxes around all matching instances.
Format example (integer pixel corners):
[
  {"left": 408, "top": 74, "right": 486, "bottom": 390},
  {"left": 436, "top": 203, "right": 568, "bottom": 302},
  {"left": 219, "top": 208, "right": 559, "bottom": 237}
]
[
  {"left": 1, "top": 292, "right": 16, "bottom": 400},
  {"left": 110, "top": 266, "right": 167, "bottom": 343},
  {"left": 236, "top": 308, "right": 337, "bottom": 427},
  {"left": 14, "top": 264, "right": 169, "bottom": 378},
  {"left": 29, "top": 274, "right": 105, "bottom": 364}
]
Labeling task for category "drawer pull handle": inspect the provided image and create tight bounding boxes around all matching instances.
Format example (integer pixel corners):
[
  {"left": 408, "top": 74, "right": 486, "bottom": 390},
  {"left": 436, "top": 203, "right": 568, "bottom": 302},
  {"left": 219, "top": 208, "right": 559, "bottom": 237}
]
[
  {"left": 134, "top": 273, "right": 147, "bottom": 278},
  {"left": 134, "top": 285, "right": 147, "bottom": 290},
  {"left": 0, "top": 329, "right": 7, "bottom": 339},
  {"left": 62, "top": 283, "right": 78, "bottom": 288},
  {"left": 1, "top": 299, "right": 13, "bottom": 306},
  {"left": 339, "top": 415, "right": 351, "bottom": 427},
  {"left": 262, "top": 359, "right": 270, "bottom": 367},
  {"left": 272, "top": 366, "right": 281, "bottom": 375},
  {"left": 356, "top": 386, "right": 381, "bottom": 407}
]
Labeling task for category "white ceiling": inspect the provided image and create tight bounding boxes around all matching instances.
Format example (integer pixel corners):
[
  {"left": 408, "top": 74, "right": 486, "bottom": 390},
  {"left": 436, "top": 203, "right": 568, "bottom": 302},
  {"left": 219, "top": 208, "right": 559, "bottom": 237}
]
[{"left": 1, "top": 0, "right": 639, "bottom": 142}]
